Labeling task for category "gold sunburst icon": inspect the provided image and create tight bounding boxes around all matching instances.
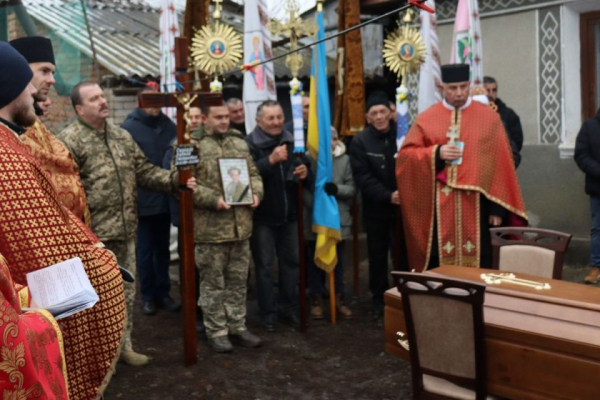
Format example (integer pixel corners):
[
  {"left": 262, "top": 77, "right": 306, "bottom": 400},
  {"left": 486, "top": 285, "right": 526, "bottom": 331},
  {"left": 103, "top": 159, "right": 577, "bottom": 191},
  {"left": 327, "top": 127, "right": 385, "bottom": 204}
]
[
  {"left": 383, "top": 25, "right": 426, "bottom": 78},
  {"left": 190, "top": 22, "right": 243, "bottom": 76}
]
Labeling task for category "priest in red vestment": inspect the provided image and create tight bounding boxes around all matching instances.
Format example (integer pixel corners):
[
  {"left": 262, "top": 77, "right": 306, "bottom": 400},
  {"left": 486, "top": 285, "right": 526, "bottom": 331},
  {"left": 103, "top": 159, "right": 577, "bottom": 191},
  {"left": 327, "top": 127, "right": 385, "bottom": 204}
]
[
  {"left": 396, "top": 64, "right": 527, "bottom": 272},
  {"left": 0, "top": 41, "right": 125, "bottom": 400},
  {"left": 10, "top": 36, "right": 92, "bottom": 226}
]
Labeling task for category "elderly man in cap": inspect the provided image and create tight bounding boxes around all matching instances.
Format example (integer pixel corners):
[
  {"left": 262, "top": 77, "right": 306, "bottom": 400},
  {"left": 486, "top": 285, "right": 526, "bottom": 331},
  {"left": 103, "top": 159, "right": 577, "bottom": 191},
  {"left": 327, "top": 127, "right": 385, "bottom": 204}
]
[
  {"left": 349, "top": 91, "right": 407, "bottom": 320},
  {"left": 0, "top": 40, "right": 125, "bottom": 400},
  {"left": 10, "top": 36, "right": 91, "bottom": 225},
  {"left": 396, "top": 64, "right": 527, "bottom": 272}
]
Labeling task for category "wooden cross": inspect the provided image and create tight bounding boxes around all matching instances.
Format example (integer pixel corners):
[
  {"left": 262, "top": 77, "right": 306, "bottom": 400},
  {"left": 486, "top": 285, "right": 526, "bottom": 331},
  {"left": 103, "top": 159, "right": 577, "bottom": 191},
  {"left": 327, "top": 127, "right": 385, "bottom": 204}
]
[{"left": 138, "top": 37, "right": 222, "bottom": 366}]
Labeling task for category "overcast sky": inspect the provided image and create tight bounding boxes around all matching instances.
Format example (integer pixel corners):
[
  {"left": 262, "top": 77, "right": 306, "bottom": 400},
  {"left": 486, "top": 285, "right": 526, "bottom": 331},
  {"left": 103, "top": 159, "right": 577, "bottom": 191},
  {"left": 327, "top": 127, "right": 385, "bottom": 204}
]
[{"left": 142, "top": 0, "right": 316, "bottom": 19}]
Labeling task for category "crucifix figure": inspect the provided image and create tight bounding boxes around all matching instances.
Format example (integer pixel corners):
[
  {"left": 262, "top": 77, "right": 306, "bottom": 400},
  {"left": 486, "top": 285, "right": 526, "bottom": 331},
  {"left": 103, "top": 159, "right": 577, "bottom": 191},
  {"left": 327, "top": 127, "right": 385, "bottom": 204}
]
[
  {"left": 138, "top": 37, "right": 222, "bottom": 366},
  {"left": 176, "top": 93, "right": 199, "bottom": 141}
]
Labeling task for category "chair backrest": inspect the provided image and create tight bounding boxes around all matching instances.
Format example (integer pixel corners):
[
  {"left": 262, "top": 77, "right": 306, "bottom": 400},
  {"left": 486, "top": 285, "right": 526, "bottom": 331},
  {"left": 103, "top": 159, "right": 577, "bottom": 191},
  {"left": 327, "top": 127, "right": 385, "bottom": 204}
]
[
  {"left": 490, "top": 227, "right": 572, "bottom": 280},
  {"left": 393, "top": 272, "right": 487, "bottom": 400}
]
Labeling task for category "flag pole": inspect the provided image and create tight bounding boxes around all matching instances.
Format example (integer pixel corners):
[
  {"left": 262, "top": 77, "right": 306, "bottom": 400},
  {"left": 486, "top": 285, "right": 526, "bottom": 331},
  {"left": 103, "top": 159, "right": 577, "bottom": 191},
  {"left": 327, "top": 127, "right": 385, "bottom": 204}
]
[
  {"left": 352, "top": 196, "right": 360, "bottom": 296},
  {"left": 329, "top": 271, "right": 336, "bottom": 325}
]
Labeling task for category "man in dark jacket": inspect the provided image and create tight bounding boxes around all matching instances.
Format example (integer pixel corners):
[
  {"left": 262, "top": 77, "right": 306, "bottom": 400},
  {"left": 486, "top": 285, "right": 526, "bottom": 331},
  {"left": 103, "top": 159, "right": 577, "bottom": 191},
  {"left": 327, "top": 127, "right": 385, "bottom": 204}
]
[
  {"left": 349, "top": 92, "right": 406, "bottom": 319},
  {"left": 575, "top": 109, "right": 600, "bottom": 284},
  {"left": 484, "top": 76, "right": 524, "bottom": 168},
  {"left": 245, "top": 100, "right": 309, "bottom": 331},
  {"left": 122, "top": 87, "right": 180, "bottom": 315}
]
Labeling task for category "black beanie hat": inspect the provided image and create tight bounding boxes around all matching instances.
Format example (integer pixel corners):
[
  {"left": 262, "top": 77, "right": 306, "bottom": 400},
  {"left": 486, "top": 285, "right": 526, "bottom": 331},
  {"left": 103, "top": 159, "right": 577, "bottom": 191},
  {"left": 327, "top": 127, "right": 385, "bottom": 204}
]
[
  {"left": 0, "top": 41, "right": 33, "bottom": 109},
  {"left": 9, "top": 36, "right": 55, "bottom": 65},
  {"left": 366, "top": 91, "right": 391, "bottom": 112}
]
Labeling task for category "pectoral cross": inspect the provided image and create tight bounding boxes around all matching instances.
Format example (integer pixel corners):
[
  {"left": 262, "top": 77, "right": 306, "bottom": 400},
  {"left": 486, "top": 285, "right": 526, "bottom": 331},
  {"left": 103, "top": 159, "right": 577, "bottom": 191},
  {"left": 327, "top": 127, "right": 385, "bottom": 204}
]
[
  {"left": 446, "top": 125, "right": 459, "bottom": 145},
  {"left": 138, "top": 37, "right": 222, "bottom": 366}
]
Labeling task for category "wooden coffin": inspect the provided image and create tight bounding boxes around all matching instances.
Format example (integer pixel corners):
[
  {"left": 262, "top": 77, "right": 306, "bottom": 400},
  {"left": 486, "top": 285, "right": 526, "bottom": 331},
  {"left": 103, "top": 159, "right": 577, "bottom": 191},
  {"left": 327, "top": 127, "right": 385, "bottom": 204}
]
[{"left": 384, "top": 266, "right": 600, "bottom": 400}]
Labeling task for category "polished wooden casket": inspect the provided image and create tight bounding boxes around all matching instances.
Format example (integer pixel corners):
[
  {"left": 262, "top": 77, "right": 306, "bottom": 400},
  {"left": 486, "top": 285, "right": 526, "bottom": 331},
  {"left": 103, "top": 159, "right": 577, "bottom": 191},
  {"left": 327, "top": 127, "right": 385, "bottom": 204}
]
[{"left": 384, "top": 266, "right": 600, "bottom": 400}]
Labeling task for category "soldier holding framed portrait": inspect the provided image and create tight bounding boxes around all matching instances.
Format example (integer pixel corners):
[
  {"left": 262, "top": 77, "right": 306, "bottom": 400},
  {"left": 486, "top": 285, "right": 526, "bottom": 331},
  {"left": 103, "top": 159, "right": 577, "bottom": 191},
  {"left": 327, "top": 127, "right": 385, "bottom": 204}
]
[{"left": 189, "top": 104, "right": 263, "bottom": 353}]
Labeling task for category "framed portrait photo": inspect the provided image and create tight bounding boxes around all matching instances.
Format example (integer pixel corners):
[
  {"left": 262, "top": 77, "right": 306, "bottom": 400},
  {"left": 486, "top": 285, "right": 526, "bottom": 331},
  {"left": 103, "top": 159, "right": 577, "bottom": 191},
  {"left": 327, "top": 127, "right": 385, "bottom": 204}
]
[{"left": 218, "top": 158, "right": 254, "bottom": 206}]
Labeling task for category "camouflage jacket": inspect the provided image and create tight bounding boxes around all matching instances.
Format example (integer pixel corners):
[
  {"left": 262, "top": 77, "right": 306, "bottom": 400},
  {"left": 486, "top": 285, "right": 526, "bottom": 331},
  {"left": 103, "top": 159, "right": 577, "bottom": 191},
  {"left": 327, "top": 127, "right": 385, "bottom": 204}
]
[
  {"left": 190, "top": 126, "right": 263, "bottom": 243},
  {"left": 57, "top": 119, "right": 175, "bottom": 242}
]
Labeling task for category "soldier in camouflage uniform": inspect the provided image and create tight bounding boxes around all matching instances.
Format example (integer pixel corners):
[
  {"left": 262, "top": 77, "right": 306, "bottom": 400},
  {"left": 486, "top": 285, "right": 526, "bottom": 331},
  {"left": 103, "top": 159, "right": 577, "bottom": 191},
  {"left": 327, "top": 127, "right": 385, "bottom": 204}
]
[
  {"left": 57, "top": 82, "right": 196, "bottom": 366},
  {"left": 191, "top": 104, "right": 263, "bottom": 353}
]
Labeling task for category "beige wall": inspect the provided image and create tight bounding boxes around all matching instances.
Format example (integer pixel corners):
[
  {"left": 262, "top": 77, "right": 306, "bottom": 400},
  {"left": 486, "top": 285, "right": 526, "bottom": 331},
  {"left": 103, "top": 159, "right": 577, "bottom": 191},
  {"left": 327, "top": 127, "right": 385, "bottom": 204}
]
[{"left": 438, "top": 11, "right": 539, "bottom": 144}]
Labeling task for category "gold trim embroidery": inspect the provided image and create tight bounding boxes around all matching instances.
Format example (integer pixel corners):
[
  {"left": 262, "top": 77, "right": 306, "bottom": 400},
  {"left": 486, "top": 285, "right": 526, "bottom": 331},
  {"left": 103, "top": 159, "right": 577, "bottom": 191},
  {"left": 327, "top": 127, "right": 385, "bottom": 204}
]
[{"left": 18, "top": 287, "right": 29, "bottom": 309}]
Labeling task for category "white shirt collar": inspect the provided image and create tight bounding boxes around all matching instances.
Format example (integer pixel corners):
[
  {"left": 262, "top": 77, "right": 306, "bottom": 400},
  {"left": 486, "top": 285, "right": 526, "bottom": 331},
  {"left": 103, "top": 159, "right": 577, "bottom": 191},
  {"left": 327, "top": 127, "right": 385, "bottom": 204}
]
[{"left": 442, "top": 96, "right": 472, "bottom": 111}]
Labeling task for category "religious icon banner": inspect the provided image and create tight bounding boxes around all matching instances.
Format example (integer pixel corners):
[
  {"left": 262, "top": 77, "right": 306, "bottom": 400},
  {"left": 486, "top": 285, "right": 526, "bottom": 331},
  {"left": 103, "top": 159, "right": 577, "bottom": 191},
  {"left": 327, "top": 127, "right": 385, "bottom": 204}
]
[{"left": 243, "top": 0, "right": 277, "bottom": 134}]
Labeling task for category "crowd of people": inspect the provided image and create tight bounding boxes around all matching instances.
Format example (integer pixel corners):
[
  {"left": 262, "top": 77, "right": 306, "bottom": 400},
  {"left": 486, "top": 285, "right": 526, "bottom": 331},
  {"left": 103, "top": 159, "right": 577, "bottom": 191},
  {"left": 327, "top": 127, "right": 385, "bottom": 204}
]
[{"left": 0, "top": 36, "right": 537, "bottom": 398}]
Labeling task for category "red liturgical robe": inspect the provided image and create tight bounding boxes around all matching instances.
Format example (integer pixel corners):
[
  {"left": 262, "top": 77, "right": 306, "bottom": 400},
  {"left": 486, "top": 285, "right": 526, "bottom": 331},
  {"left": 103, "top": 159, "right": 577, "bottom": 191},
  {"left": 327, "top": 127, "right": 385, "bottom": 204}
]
[
  {"left": 21, "top": 120, "right": 92, "bottom": 226},
  {"left": 0, "top": 255, "right": 68, "bottom": 399},
  {"left": 0, "top": 122, "right": 125, "bottom": 400},
  {"left": 396, "top": 100, "right": 527, "bottom": 272}
]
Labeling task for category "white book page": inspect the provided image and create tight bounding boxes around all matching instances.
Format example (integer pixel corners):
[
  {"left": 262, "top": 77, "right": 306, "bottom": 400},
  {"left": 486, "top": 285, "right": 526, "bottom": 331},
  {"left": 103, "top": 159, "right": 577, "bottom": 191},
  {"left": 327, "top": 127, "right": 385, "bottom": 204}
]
[{"left": 26, "top": 257, "right": 94, "bottom": 308}]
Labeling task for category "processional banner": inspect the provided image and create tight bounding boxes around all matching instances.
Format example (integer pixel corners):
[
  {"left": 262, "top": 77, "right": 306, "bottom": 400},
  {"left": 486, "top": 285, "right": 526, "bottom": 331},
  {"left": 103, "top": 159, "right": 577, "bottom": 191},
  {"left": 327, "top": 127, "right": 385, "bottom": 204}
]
[{"left": 243, "top": 0, "right": 277, "bottom": 134}]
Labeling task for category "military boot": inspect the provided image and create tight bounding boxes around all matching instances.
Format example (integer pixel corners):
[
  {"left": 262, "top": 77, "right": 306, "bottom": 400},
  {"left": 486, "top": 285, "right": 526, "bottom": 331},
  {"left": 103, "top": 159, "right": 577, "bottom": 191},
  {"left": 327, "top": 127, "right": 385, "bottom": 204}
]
[
  {"left": 335, "top": 293, "right": 353, "bottom": 319},
  {"left": 310, "top": 294, "right": 324, "bottom": 320},
  {"left": 209, "top": 335, "right": 233, "bottom": 353},
  {"left": 119, "top": 350, "right": 150, "bottom": 366},
  {"left": 230, "top": 329, "right": 261, "bottom": 348}
]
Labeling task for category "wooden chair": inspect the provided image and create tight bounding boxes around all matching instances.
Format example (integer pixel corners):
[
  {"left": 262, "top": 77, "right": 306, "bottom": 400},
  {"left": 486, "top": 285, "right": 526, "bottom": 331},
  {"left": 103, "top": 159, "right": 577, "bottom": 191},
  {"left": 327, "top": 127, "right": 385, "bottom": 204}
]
[
  {"left": 490, "top": 228, "right": 572, "bottom": 280},
  {"left": 392, "top": 272, "right": 489, "bottom": 400}
]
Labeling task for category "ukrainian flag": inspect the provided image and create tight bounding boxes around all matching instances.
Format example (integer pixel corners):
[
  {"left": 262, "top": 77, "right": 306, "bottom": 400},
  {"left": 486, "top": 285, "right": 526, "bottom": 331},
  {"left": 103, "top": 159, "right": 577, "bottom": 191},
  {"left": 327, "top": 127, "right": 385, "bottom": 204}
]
[{"left": 307, "top": 7, "right": 341, "bottom": 272}]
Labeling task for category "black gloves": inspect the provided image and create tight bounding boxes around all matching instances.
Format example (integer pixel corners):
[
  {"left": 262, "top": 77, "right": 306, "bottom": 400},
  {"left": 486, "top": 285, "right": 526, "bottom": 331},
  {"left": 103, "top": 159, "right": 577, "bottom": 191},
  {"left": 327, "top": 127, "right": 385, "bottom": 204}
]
[{"left": 324, "top": 182, "right": 338, "bottom": 196}]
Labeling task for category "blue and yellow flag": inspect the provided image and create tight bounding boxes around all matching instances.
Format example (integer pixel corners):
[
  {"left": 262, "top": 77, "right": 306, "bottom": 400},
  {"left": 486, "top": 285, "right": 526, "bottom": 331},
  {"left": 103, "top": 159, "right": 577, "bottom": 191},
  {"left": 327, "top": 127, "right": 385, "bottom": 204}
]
[{"left": 307, "top": 7, "right": 341, "bottom": 272}]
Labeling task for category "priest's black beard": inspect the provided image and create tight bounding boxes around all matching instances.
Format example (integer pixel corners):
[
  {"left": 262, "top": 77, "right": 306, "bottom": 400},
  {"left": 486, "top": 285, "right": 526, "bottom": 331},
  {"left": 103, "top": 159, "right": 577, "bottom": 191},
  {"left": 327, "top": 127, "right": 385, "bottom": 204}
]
[{"left": 13, "top": 99, "right": 37, "bottom": 128}]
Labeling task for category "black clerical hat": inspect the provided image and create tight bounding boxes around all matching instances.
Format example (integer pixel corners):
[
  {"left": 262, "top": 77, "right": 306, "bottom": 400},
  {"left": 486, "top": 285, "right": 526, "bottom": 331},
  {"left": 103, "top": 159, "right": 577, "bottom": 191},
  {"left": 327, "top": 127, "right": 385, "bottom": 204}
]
[
  {"left": 441, "top": 64, "right": 470, "bottom": 83},
  {"left": 366, "top": 91, "right": 391, "bottom": 112},
  {"left": 0, "top": 41, "right": 33, "bottom": 109},
  {"left": 10, "top": 36, "right": 55, "bottom": 65}
]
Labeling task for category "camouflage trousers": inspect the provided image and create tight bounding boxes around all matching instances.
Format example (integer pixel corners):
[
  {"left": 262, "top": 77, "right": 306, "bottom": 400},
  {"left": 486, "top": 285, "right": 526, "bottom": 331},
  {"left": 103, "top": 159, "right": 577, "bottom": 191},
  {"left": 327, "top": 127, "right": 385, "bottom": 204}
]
[
  {"left": 104, "top": 238, "right": 136, "bottom": 352},
  {"left": 195, "top": 240, "right": 250, "bottom": 339}
]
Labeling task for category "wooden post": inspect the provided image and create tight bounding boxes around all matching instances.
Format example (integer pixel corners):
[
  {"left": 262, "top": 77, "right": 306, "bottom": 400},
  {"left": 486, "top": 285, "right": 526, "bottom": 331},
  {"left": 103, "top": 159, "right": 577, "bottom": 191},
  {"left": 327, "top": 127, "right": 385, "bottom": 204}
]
[
  {"left": 138, "top": 37, "right": 222, "bottom": 365},
  {"left": 296, "top": 155, "right": 308, "bottom": 332}
]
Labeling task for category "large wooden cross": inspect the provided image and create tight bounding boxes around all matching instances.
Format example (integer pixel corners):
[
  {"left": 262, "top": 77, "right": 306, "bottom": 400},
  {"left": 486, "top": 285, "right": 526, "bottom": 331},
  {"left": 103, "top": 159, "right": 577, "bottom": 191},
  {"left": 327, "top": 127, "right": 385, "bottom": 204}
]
[{"left": 138, "top": 37, "right": 222, "bottom": 366}]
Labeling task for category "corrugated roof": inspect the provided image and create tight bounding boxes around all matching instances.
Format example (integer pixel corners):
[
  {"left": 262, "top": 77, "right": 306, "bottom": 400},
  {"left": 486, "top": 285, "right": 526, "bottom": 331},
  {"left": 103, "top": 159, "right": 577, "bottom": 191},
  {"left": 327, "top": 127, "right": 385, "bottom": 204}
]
[{"left": 21, "top": 0, "right": 331, "bottom": 80}]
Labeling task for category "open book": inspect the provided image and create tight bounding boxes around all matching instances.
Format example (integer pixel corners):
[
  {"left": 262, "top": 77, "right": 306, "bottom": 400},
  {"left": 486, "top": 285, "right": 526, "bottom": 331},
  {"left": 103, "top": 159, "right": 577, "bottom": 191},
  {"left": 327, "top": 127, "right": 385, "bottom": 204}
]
[{"left": 25, "top": 257, "right": 99, "bottom": 320}]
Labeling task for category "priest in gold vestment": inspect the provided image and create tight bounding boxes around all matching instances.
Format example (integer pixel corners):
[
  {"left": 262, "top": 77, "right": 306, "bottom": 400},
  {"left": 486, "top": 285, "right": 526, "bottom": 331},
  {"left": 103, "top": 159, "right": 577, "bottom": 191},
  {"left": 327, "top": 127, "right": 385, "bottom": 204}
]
[
  {"left": 396, "top": 64, "right": 527, "bottom": 272},
  {"left": 10, "top": 36, "right": 91, "bottom": 226},
  {"left": 0, "top": 41, "right": 125, "bottom": 400}
]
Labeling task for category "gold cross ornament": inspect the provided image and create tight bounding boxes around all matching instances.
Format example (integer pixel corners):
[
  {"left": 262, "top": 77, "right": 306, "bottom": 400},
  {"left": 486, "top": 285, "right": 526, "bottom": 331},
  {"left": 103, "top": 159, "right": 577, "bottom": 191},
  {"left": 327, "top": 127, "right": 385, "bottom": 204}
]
[{"left": 269, "top": 0, "right": 318, "bottom": 78}]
